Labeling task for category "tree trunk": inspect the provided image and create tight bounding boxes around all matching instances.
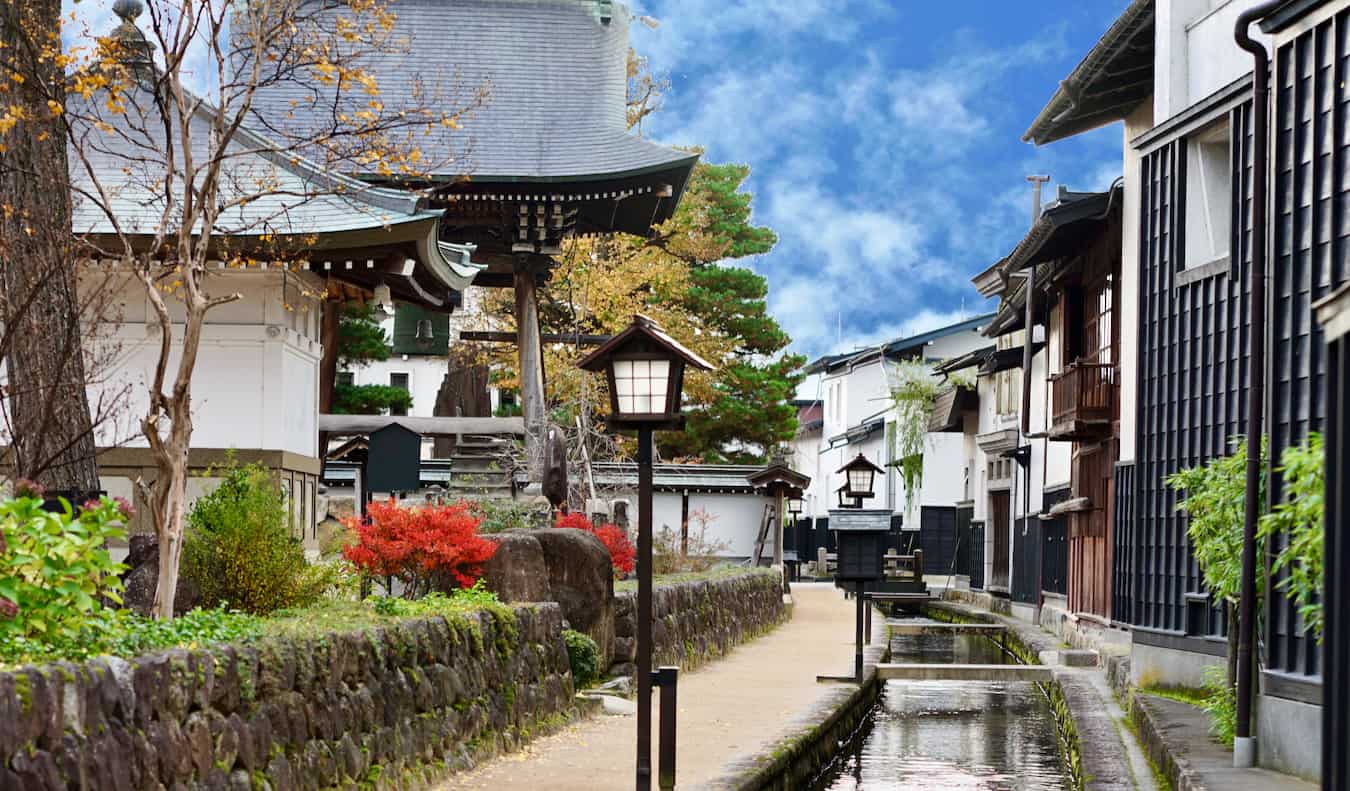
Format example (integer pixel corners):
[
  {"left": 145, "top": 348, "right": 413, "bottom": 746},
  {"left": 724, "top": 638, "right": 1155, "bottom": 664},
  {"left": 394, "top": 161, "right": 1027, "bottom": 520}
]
[{"left": 0, "top": 0, "right": 100, "bottom": 493}]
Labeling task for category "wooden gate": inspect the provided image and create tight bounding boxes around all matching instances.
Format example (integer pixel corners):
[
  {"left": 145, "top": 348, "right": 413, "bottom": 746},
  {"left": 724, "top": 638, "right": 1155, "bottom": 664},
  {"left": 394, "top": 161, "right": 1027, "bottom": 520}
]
[
  {"left": 1068, "top": 441, "right": 1113, "bottom": 618},
  {"left": 990, "top": 490, "right": 1011, "bottom": 590}
]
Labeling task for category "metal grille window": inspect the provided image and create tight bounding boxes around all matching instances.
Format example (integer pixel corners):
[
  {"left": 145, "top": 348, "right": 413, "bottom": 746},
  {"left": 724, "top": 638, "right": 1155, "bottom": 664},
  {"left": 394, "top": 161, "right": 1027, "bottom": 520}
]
[{"left": 389, "top": 372, "right": 410, "bottom": 416}]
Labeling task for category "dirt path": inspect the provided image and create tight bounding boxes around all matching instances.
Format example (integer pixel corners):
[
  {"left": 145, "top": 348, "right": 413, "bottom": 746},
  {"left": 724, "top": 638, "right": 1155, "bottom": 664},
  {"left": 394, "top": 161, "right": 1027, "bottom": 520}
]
[{"left": 439, "top": 582, "right": 857, "bottom": 790}]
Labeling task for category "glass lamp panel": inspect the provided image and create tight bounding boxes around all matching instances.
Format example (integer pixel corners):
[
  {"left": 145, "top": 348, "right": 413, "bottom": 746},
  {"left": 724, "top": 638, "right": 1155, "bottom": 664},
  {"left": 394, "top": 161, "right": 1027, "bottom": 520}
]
[
  {"left": 649, "top": 359, "right": 670, "bottom": 412},
  {"left": 848, "top": 468, "right": 873, "bottom": 495},
  {"left": 613, "top": 359, "right": 636, "bottom": 414}
]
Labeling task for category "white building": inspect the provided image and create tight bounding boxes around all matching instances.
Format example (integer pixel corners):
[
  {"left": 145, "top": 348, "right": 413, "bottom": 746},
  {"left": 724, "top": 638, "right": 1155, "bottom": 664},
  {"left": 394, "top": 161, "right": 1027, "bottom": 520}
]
[{"left": 796, "top": 315, "right": 994, "bottom": 570}]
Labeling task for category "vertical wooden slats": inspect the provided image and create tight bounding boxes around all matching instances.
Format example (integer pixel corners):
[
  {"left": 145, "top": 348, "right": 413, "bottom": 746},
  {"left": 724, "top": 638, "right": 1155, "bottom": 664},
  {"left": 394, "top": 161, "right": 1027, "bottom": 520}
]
[
  {"left": 1132, "top": 113, "right": 1253, "bottom": 639},
  {"left": 1266, "top": 9, "right": 1349, "bottom": 680}
]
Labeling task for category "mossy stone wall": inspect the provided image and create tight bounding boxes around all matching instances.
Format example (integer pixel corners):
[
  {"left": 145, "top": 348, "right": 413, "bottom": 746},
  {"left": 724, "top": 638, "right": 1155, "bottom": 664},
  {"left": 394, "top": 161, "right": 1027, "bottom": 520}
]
[
  {"left": 0, "top": 604, "right": 576, "bottom": 790},
  {"left": 611, "top": 570, "right": 787, "bottom": 671}
]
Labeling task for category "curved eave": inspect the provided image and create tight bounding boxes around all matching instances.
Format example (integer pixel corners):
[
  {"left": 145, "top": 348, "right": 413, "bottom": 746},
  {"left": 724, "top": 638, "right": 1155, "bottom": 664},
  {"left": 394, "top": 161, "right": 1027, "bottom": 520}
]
[{"left": 1023, "top": 0, "right": 1154, "bottom": 146}]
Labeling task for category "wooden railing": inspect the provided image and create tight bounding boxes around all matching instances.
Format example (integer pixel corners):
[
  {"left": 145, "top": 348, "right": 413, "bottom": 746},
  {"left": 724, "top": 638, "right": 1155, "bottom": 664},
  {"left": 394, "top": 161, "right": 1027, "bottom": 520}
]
[{"left": 1050, "top": 362, "right": 1115, "bottom": 430}]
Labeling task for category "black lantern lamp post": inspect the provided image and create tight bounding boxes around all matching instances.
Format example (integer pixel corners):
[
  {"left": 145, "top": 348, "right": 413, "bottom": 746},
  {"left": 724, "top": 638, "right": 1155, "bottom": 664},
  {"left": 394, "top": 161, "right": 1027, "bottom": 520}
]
[
  {"left": 836, "top": 453, "right": 884, "bottom": 508},
  {"left": 578, "top": 314, "right": 713, "bottom": 791}
]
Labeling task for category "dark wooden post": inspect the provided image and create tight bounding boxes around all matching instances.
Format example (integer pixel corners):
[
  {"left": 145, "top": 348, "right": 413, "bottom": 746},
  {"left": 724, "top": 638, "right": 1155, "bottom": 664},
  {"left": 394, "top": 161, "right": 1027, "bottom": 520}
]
[
  {"left": 680, "top": 491, "right": 689, "bottom": 558},
  {"left": 636, "top": 426, "right": 654, "bottom": 789},
  {"left": 514, "top": 257, "right": 547, "bottom": 480}
]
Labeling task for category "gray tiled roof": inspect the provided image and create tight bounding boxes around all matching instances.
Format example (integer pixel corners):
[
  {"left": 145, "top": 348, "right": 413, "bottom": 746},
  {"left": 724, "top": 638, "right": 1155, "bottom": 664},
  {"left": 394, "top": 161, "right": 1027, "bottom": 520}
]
[{"left": 247, "top": 0, "right": 695, "bottom": 182}]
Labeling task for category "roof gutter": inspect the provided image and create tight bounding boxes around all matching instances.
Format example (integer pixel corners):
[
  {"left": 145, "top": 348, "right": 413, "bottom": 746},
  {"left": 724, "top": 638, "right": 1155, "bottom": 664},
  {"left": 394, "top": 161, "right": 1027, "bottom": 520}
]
[{"left": 1233, "top": 0, "right": 1281, "bottom": 770}]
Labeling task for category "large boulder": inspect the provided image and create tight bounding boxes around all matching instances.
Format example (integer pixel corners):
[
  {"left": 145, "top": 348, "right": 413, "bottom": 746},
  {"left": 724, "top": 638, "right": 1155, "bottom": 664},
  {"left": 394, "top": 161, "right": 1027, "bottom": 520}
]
[
  {"left": 480, "top": 531, "right": 552, "bottom": 603},
  {"left": 121, "top": 533, "right": 199, "bottom": 616},
  {"left": 528, "top": 528, "right": 614, "bottom": 662}
]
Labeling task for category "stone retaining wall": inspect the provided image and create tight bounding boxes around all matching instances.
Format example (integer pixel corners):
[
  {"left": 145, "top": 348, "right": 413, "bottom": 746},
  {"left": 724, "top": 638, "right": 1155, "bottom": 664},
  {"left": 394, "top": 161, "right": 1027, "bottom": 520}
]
[
  {"left": 610, "top": 570, "right": 788, "bottom": 672},
  {"left": 0, "top": 604, "right": 577, "bottom": 790}
]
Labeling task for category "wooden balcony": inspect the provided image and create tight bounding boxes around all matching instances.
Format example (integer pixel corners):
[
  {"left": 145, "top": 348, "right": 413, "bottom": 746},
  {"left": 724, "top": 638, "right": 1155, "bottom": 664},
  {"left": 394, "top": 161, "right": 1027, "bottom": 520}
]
[{"left": 1049, "top": 362, "right": 1114, "bottom": 441}]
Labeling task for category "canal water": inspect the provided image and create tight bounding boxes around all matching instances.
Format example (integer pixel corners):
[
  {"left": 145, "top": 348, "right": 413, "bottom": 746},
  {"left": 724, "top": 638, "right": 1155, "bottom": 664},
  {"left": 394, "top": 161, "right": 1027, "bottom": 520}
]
[{"left": 811, "top": 623, "right": 1071, "bottom": 790}]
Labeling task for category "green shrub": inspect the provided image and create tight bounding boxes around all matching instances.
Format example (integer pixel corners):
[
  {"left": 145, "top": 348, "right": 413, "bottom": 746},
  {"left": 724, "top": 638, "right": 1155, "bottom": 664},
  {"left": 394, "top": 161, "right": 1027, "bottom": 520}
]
[
  {"left": 0, "top": 495, "right": 129, "bottom": 651},
  {"left": 1166, "top": 436, "right": 1266, "bottom": 607},
  {"left": 563, "top": 629, "right": 600, "bottom": 688},
  {"left": 1201, "top": 665, "right": 1237, "bottom": 746},
  {"left": 183, "top": 461, "right": 327, "bottom": 614},
  {"left": 1259, "top": 433, "right": 1325, "bottom": 641},
  {"left": 468, "top": 498, "right": 539, "bottom": 533}
]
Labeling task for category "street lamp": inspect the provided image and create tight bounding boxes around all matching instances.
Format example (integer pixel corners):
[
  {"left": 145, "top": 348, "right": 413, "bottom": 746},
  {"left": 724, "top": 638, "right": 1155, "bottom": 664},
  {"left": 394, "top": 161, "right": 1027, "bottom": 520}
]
[
  {"left": 788, "top": 497, "right": 803, "bottom": 516},
  {"left": 836, "top": 453, "right": 884, "bottom": 508},
  {"left": 579, "top": 314, "right": 713, "bottom": 791}
]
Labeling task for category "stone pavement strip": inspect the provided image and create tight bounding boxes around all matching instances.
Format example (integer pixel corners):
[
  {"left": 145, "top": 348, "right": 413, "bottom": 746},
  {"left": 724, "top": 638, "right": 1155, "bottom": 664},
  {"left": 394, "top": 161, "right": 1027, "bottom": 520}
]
[{"left": 438, "top": 582, "right": 858, "bottom": 791}]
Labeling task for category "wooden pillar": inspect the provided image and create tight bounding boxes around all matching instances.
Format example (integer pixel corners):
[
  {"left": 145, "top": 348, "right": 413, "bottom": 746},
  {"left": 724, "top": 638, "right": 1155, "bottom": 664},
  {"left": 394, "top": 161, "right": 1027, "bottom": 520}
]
[
  {"left": 514, "top": 259, "right": 547, "bottom": 480},
  {"left": 316, "top": 286, "right": 341, "bottom": 461}
]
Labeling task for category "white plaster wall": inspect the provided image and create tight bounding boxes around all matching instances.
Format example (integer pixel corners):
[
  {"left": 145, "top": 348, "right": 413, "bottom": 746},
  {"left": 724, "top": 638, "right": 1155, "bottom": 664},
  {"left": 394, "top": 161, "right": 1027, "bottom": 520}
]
[
  {"left": 1119, "top": 101, "right": 1154, "bottom": 463},
  {"left": 1157, "top": 0, "right": 1271, "bottom": 122},
  {"left": 84, "top": 270, "right": 322, "bottom": 458},
  {"left": 648, "top": 491, "right": 772, "bottom": 558}
]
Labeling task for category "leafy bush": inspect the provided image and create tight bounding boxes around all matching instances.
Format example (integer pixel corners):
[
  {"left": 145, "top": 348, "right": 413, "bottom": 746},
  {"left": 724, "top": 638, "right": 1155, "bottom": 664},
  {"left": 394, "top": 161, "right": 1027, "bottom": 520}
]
[
  {"left": 1259, "top": 432, "right": 1325, "bottom": 640},
  {"left": 331, "top": 382, "right": 413, "bottom": 415},
  {"left": 1166, "top": 436, "right": 1267, "bottom": 606},
  {"left": 183, "top": 461, "right": 328, "bottom": 615},
  {"left": 0, "top": 495, "right": 129, "bottom": 649},
  {"left": 1201, "top": 665, "right": 1237, "bottom": 746},
  {"left": 343, "top": 500, "right": 498, "bottom": 597},
  {"left": 563, "top": 628, "right": 601, "bottom": 688},
  {"left": 555, "top": 512, "right": 636, "bottom": 577}
]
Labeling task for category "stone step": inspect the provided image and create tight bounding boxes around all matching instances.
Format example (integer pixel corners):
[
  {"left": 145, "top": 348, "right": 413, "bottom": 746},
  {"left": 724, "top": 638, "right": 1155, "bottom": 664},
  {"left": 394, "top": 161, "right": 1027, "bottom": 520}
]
[
  {"left": 885, "top": 621, "right": 1008, "bottom": 636},
  {"left": 875, "top": 663, "right": 1054, "bottom": 682}
]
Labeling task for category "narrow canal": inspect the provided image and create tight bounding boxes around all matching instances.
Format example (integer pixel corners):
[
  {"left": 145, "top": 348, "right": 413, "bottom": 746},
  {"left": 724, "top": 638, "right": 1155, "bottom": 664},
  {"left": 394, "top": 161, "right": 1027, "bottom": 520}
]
[{"left": 812, "top": 620, "right": 1072, "bottom": 790}]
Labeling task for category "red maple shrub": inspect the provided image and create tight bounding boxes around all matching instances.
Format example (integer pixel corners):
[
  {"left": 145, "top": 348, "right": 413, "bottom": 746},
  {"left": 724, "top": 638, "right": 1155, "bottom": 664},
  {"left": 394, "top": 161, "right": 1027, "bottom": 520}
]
[
  {"left": 344, "top": 500, "right": 497, "bottom": 596},
  {"left": 554, "top": 512, "right": 636, "bottom": 577}
]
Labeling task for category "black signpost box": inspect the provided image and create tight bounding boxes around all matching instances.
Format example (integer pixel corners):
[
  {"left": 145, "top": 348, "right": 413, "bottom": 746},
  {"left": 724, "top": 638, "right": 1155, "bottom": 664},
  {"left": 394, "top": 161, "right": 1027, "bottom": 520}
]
[
  {"left": 366, "top": 423, "right": 421, "bottom": 495},
  {"left": 826, "top": 508, "right": 890, "bottom": 683}
]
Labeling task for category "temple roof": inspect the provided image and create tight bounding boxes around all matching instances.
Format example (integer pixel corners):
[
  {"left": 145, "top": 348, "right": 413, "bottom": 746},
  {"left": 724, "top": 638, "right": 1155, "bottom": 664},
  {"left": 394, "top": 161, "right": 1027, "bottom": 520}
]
[
  {"left": 247, "top": 0, "right": 698, "bottom": 194},
  {"left": 71, "top": 86, "right": 484, "bottom": 306}
]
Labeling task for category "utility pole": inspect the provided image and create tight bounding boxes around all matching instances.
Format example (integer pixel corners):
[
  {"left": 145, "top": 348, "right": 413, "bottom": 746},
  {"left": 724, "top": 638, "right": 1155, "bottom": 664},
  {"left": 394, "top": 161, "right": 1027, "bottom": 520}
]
[{"left": 1026, "top": 174, "right": 1051, "bottom": 225}]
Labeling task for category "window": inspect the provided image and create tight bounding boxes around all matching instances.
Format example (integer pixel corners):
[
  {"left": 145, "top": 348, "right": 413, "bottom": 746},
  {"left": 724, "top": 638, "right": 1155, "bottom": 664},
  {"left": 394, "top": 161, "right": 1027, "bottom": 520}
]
[
  {"left": 389, "top": 372, "right": 409, "bottom": 416},
  {"left": 337, "top": 371, "right": 354, "bottom": 388},
  {"left": 1184, "top": 120, "right": 1232, "bottom": 269},
  {"left": 995, "top": 331, "right": 1024, "bottom": 417}
]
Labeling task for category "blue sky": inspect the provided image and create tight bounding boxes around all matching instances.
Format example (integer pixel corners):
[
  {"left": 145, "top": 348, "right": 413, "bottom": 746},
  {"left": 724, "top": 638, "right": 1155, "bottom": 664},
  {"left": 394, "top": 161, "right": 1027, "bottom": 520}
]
[{"left": 629, "top": 1, "right": 1131, "bottom": 361}]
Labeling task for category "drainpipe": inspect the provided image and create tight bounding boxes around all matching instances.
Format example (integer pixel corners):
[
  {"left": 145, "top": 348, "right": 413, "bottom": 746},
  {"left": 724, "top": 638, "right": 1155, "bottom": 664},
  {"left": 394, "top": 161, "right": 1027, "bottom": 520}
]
[{"left": 1233, "top": 1, "right": 1280, "bottom": 770}]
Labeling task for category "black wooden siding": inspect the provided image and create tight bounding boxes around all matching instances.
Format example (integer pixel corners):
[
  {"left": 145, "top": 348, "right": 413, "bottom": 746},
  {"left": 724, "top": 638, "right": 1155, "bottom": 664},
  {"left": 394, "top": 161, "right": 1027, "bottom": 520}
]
[
  {"left": 1011, "top": 517, "right": 1039, "bottom": 605},
  {"left": 1132, "top": 100, "right": 1253, "bottom": 639},
  {"left": 970, "top": 520, "right": 985, "bottom": 590},
  {"left": 919, "top": 506, "right": 958, "bottom": 574},
  {"left": 955, "top": 505, "right": 974, "bottom": 578},
  {"left": 1041, "top": 488, "right": 1070, "bottom": 596},
  {"left": 1266, "top": 9, "right": 1350, "bottom": 681},
  {"left": 1113, "top": 462, "right": 1136, "bottom": 625},
  {"left": 1322, "top": 332, "right": 1349, "bottom": 791}
]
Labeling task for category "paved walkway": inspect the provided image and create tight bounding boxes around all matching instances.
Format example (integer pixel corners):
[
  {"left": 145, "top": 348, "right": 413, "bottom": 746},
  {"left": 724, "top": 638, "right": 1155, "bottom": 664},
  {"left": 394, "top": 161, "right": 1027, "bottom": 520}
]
[
  {"left": 1135, "top": 693, "right": 1317, "bottom": 791},
  {"left": 439, "top": 582, "right": 858, "bottom": 791}
]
